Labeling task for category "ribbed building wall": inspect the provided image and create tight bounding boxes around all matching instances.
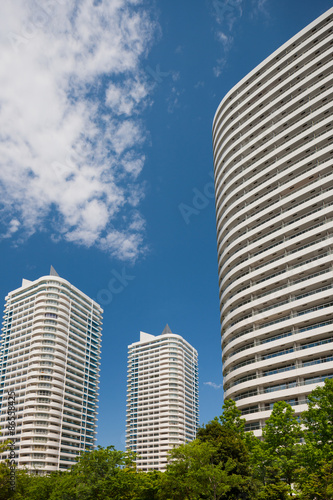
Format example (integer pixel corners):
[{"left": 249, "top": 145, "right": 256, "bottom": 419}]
[
  {"left": 126, "top": 330, "right": 199, "bottom": 471},
  {"left": 0, "top": 274, "right": 103, "bottom": 473},
  {"left": 213, "top": 8, "right": 333, "bottom": 435}
]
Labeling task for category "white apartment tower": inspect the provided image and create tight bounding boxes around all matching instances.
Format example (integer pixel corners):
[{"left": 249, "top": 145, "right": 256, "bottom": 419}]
[
  {"left": 212, "top": 8, "right": 333, "bottom": 435},
  {"left": 0, "top": 268, "right": 103, "bottom": 473},
  {"left": 126, "top": 325, "right": 199, "bottom": 471}
]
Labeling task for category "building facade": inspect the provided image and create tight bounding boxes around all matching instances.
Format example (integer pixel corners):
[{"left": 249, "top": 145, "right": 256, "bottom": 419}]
[
  {"left": 212, "top": 8, "right": 333, "bottom": 435},
  {"left": 0, "top": 268, "right": 103, "bottom": 473},
  {"left": 126, "top": 325, "right": 199, "bottom": 471}
]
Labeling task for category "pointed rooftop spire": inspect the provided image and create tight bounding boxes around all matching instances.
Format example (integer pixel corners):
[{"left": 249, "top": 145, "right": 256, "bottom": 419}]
[
  {"left": 162, "top": 324, "right": 172, "bottom": 335},
  {"left": 50, "top": 265, "right": 59, "bottom": 277}
]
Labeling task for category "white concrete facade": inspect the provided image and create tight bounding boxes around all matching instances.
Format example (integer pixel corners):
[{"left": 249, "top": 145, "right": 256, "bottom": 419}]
[
  {"left": 126, "top": 327, "right": 199, "bottom": 471},
  {"left": 212, "top": 8, "right": 333, "bottom": 435},
  {"left": 0, "top": 272, "right": 103, "bottom": 473}
]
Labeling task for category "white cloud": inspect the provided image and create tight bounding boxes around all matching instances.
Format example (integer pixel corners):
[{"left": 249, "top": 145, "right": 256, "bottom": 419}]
[
  {"left": 217, "top": 31, "right": 233, "bottom": 48},
  {"left": 257, "top": 0, "right": 268, "bottom": 9},
  {"left": 194, "top": 81, "right": 205, "bottom": 89},
  {"left": 1, "top": 219, "right": 20, "bottom": 239},
  {"left": 0, "top": 0, "right": 157, "bottom": 261},
  {"left": 251, "top": 0, "right": 270, "bottom": 19},
  {"left": 212, "top": 0, "right": 243, "bottom": 30},
  {"left": 99, "top": 226, "right": 146, "bottom": 262},
  {"left": 204, "top": 381, "right": 223, "bottom": 390},
  {"left": 213, "top": 57, "right": 227, "bottom": 77},
  {"left": 121, "top": 152, "right": 145, "bottom": 178},
  {"left": 106, "top": 78, "right": 149, "bottom": 116},
  {"left": 212, "top": 1, "right": 242, "bottom": 77},
  {"left": 167, "top": 86, "right": 182, "bottom": 114}
]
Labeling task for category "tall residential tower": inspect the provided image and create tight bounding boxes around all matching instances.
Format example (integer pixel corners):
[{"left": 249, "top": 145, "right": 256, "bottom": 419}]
[
  {"left": 126, "top": 325, "right": 199, "bottom": 471},
  {"left": 213, "top": 8, "right": 333, "bottom": 434},
  {"left": 0, "top": 268, "right": 103, "bottom": 473}
]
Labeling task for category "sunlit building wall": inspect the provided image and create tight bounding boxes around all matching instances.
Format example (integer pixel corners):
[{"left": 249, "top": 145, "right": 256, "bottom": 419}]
[
  {"left": 0, "top": 269, "right": 103, "bottom": 473},
  {"left": 212, "top": 8, "right": 333, "bottom": 435},
  {"left": 126, "top": 326, "right": 199, "bottom": 471}
]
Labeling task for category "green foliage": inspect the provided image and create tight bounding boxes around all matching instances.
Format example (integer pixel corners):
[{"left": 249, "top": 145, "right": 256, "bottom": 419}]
[
  {"left": 197, "top": 420, "right": 251, "bottom": 478},
  {"left": 160, "top": 438, "right": 255, "bottom": 500},
  {"left": 164, "top": 400, "right": 257, "bottom": 500},
  {"left": 256, "top": 480, "right": 293, "bottom": 500},
  {"left": 260, "top": 401, "right": 302, "bottom": 486},
  {"left": 0, "top": 427, "right": 15, "bottom": 500},
  {"left": 0, "top": 462, "right": 12, "bottom": 500},
  {"left": 160, "top": 439, "right": 217, "bottom": 499},
  {"left": 3, "top": 383, "right": 333, "bottom": 499},
  {"left": 296, "top": 461, "right": 333, "bottom": 500},
  {"left": 13, "top": 470, "right": 65, "bottom": 500},
  {"left": 139, "top": 470, "right": 163, "bottom": 500},
  {"left": 296, "top": 379, "right": 333, "bottom": 498},
  {"left": 262, "top": 401, "right": 302, "bottom": 452},
  {"left": 68, "top": 445, "right": 145, "bottom": 500},
  {"left": 218, "top": 399, "right": 246, "bottom": 436},
  {"left": 12, "top": 447, "right": 155, "bottom": 500},
  {"left": 301, "top": 378, "right": 333, "bottom": 469}
]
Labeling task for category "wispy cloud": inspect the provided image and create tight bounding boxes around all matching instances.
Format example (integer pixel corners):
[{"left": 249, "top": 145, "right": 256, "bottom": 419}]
[
  {"left": 217, "top": 31, "right": 233, "bottom": 48},
  {"left": 1, "top": 219, "right": 20, "bottom": 239},
  {"left": 0, "top": 0, "right": 157, "bottom": 261},
  {"left": 167, "top": 85, "right": 182, "bottom": 114},
  {"left": 251, "top": 0, "right": 270, "bottom": 19},
  {"left": 194, "top": 81, "right": 205, "bottom": 89},
  {"left": 211, "top": 0, "right": 243, "bottom": 77},
  {"left": 212, "top": 0, "right": 243, "bottom": 30},
  {"left": 213, "top": 57, "right": 227, "bottom": 77},
  {"left": 204, "top": 381, "right": 223, "bottom": 390}
]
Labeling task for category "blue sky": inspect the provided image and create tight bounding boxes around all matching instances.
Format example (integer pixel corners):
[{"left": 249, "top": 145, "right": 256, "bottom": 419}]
[{"left": 0, "top": 0, "right": 331, "bottom": 450}]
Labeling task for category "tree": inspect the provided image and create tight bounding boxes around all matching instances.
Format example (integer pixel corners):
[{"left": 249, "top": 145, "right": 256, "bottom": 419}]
[
  {"left": 296, "top": 379, "right": 333, "bottom": 499},
  {"left": 0, "top": 462, "right": 12, "bottom": 500},
  {"left": 197, "top": 419, "right": 252, "bottom": 480},
  {"left": 197, "top": 399, "right": 255, "bottom": 481},
  {"left": 0, "top": 427, "right": 13, "bottom": 500},
  {"left": 13, "top": 471, "right": 66, "bottom": 500},
  {"left": 218, "top": 399, "right": 246, "bottom": 436},
  {"left": 256, "top": 480, "right": 293, "bottom": 500},
  {"left": 250, "top": 401, "right": 301, "bottom": 499},
  {"left": 160, "top": 439, "right": 216, "bottom": 500},
  {"left": 160, "top": 439, "right": 254, "bottom": 500},
  {"left": 13, "top": 445, "right": 150, "bottom": 500},
  {"left": 160, "top": 400, "right": 257, "bottom": 500},
  {"left": 262, "top": 401, "right": 302, "bottom": 486},
  {"left": 301, "top": 378, "right": 333, "bottom": 469},
  {"left": 296, "top": 461, "right": 333, "bottom": 500},
  {"left": 138, "top": 470, "right": 163, "bottom": 500},
  {"left": 68, "top": 446, "right": 142, "bottom": 500}
]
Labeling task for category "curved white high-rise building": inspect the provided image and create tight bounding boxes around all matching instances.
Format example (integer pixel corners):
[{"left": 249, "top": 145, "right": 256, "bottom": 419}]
[
  {"left": 126, "top": 325, "right": 199, "bottom": 471},
  {"left": 213, "top": 8, "right": 333, "bottom": 434},
  {"left": 0, "top": 269, "right": 103, "bottom": 473}
]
